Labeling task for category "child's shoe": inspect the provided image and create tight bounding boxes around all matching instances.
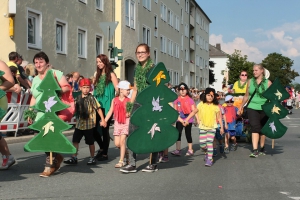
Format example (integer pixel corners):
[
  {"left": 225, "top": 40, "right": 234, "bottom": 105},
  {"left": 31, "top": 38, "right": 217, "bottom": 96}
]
[
  {"left": 64, "top": 157, "right": 78, "bottom": 164},
  {"left": 185, "top": 149, "right": 194, "bottom": 156},
  {"left": 171, "top": 149, "right": 181, "bottom": 156},
  {"left": 114, "top": 160, "right": 124, "bottom": 168},
  {"left": 161, "top": 156, "right": 169, "bottom": 163},
  {"left": 213, "top": 148, "right": 218, "bottom": 157},
  {"left": 120, "top": 165, "right": 137, "bottom": 173},
  {"left": 230, "top": 143, "right": 238, "bottom": 151},
  {"left": 142, "top": 164, "right": 158, "bottom": 172},
  {"left": 224, "top": 147, "right": 230, "bottom": 154},
  {"left": 205, "top": 159, "right": 213, "bottom": 167}
]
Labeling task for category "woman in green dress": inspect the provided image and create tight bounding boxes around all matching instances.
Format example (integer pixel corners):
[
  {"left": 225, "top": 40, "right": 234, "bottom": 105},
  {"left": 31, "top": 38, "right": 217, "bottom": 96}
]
[{"left": 93, "top": 54, "right": 118, "bottom": 161}]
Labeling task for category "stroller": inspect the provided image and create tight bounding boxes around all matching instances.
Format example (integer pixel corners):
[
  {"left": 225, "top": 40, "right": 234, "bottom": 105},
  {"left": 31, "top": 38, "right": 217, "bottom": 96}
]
[{"left": 286, "top": 99, "right": 293, "bottom": 114}]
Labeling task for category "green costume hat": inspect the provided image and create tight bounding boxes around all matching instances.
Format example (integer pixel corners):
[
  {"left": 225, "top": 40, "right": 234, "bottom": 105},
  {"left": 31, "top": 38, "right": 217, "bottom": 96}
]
[{"left": 127, "top": 62, "right": 179, "bottom": 154}]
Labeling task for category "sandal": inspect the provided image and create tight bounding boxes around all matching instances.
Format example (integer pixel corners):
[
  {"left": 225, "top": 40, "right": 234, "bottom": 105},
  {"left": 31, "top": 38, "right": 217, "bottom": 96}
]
[
  {"left": 115, "top": 161, "right": 124, "bottom": 168},
  {"left": 185, "top": 150, "right": 194, "bottom": 156},
  {"left": 63, "top": 157, "right": 77, "bottom": 165}
]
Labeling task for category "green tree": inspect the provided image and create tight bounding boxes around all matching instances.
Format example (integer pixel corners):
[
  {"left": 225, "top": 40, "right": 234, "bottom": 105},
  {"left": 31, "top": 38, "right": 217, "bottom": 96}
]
[
  {"left": 227, "top": 50, "right": 254, "bottom": 84},
  {"left": 262, "top": 53, "right": 299, "bottom": 85},
  {"left": 291, "top": 82, "right": 300, "bottom": 91},
  {"left": 24, "top": 70, "right": 76, "bottom": 154},
  {"left": 209, "top": 69, "right": 216, "bottom": 85}
]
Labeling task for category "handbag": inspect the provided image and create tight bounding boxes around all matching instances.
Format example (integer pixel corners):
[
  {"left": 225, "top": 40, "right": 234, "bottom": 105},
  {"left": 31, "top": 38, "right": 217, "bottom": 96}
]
[
  {"left": 242, "top": 82, "right": 262, "bottom": 119},
  {"left": 53, "top": 72, "right": 75, "bottom": 121}
]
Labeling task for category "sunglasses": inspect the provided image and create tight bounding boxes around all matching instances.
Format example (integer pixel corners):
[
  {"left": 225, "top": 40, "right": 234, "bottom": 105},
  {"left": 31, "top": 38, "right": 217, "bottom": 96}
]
[
  {"left": 240, "top": 74, "right": 247, "bottom": 76},
  {"left": 179, "top": 88, "right": 186, "bottom": 91},
  {"left": 225, "top": 101, "right": 233, "bottom": 103}
]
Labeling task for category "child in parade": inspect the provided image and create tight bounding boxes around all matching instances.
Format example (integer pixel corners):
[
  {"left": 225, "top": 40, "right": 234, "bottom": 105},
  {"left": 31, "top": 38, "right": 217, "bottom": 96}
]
[
  {"left": 172, "top": 83, "right": 198, "bottom": 156},
  {"left": 224, "top": 95, "right": 239, "bottom": 153},
  {"left": 64, "top": 78, "right": 106, "bottom": 165},
  {"left": 196, "top": 88, "right": 224, "bottom": 167},
  {"left": 213, "top": 94, "right": 227, "bottom": 156},
  {"left": 104, "top": 80, "right": 131, "bottom": 168}
]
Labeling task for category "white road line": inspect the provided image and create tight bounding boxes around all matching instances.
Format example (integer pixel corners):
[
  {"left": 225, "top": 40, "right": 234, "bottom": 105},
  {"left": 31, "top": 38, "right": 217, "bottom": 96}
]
[
  {"left": 288, "top": 197, "right": 300, "bottom": 200},
  {"left": 286, "top": 116, "right": 290, "bottom": 119}
]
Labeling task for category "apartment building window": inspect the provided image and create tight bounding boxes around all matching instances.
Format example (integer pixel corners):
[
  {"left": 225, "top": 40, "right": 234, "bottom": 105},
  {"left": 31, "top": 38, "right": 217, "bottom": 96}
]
[
  {"left": 78, "top": 28, "right": 87, "bottom": 58},
  {"left": 195, "top": 55, "right": 199, "bottom": 66},
  {"left": 27, "top": 9, "right": 42, "bottom": 49},
  {"left": 169, "top": 10, "right": 173, "bottom": 27},
  {"left": 56, "top": 20, "right": 67, "bottom": 54},
  {"left": 168, "top": 70, "right": 173, "bottom": 84},
  {"left": 154, "top": 15, "right": 158, "bottom": 37},
  {"left": 142, "top": 0, "right": 151, "bottom": 11},
  {"left": 184, "top": 23, "right": 189, "bottom": 37},
  {"left": 96, "top": 0, "right": 103, "bottom": 11},
  {"left": 143, "top": 26, "right": 151, "bottom": 46},
  {"left": 79, "top": 0, "right": 87, "bottom": 4},
  {"left": 160, "top": 3, "right": 167, "bottom": 21},
  {"left": 200, "top": 36, "right": 203, "bottom": 49},
  {"left": 181, "top": 8, "right": 183, "bottom": 24},
  {"left": 167, "top": 39, "right": 171, "bottom": 55},
  {"left": 154, "top": 49, "right": 157, "bottom": 64},
  {"left": 181, "top": 34, "right": 183, "bottom": 51},
  {"left": 196, "top": 11, "right": 200, "bottom": 24},
  {"left": 175, "top": 43, "right": 180, "bottom": 58},
  {"left": 185, "top": 0, "right": 189, "bottom": 13},
  {"left": 185, "top": 49, "right": 188, "bottom": 62},
  {"left": 160, "top": 35, "right": 166, "bottom": 53},
  {"left": 175, "top": 15, "right": 180, "bottom": 31},
  {"left": 96, "top": 35, "right": 103, "bottom": 56},
  {"left": 154, "top": 0, "right": 158, "bottom": 3},
  {"left": 125, "top": 0, "right": 135, "bottom": 29},
  {"left": 167, "top": 9, "right": 171, "bottom": 25},
  {"left": 195, "top": 34, "right": 199, "bottom": 45}
]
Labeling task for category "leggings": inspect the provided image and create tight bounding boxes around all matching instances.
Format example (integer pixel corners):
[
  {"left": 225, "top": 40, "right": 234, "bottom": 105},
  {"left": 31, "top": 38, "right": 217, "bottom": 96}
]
[
  {"left": 199, "top": 129, "right": 215, "bottom": 160},
  {"left": 93, "top": 108, "right": 112, "bottom": 155},
  {"left": 176, "top": 122, "right": 193, "bottom": 143}
]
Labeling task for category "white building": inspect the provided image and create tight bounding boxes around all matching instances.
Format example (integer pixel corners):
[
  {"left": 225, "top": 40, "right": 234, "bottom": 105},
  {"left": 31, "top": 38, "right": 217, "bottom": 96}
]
[{"left": 209, "top": 43, "right": 228, "bottom": 92}]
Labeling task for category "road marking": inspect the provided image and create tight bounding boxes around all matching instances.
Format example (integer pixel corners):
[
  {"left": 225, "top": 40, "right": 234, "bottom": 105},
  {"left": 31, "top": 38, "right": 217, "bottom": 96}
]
[
  {"left": 286, "top": 116, "right": 290, "bottom": 119},
  {"left": 288, "top": 197, "right": 300, "bottom": 200}
]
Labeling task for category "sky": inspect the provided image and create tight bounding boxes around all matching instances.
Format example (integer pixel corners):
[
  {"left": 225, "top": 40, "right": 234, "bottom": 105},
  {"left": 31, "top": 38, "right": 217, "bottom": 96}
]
[{"left": 197, "top": 0, "right": 300, "bottom": 83}]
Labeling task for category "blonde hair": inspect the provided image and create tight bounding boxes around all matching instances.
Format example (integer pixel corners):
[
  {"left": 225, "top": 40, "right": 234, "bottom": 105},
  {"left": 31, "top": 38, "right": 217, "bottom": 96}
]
[
  {"left": 253, "top": 64, "right": 265, "bottom": 75},
  {"left": 25, "top": 63, "right": 36, "bottom": 76}
]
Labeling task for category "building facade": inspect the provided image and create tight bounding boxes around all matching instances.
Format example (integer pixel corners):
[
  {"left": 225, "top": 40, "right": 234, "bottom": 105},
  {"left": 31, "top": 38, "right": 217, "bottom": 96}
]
[
  {"left": 0, "top": 0, "right": 211, "bottom": 88},
  {"left": 209, "top": 43, "right": 228, "bottom": 92}
]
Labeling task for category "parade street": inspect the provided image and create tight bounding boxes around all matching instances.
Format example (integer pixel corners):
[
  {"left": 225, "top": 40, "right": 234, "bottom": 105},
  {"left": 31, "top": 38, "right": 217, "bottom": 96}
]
[{"left": 1, "top": 111, "right": 300, "bottom": 200}]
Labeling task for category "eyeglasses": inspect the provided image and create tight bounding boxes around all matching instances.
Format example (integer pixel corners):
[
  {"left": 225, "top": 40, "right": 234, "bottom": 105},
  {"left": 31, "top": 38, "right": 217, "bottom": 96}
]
[
  {"left": 225, "top": 101, "right": 233, "bottom": 103},
  {"left": 179, "top": 88, "right": 186, "bottom": 91},
  {"left": 135, "top": 51, "right": 147, "bottom": 55},
  {"left": 240, "top": 74, "right": 247, "bottom": 76}
]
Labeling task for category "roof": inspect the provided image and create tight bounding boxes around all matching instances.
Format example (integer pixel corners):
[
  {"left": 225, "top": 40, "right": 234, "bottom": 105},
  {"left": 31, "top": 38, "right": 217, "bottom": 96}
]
[
  {"left": 193, "top": 0, "right": 212, "bottom": 23},
  {"left": 209, "top": 44, "right": 228, "bottom": 58}
]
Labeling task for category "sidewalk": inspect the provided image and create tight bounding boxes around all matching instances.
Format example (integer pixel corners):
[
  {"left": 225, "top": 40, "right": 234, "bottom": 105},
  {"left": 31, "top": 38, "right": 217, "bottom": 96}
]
[{"left": 5, "top": 126, "right": 114, "bottom": 144}]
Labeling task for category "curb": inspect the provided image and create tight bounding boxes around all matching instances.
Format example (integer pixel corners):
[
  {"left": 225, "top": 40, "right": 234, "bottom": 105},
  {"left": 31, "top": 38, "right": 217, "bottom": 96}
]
[{"left": 5, "top": 126, "right": 114, "bottom": 144}]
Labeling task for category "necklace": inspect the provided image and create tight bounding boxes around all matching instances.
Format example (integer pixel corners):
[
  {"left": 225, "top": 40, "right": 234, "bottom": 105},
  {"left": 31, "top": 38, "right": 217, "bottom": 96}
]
[
  {"left": 94, "top": 74, "right": 106, "bottom": 96},
  {"left": 252, "top": 77, "right": 266, "bottom": 98},
  {"left": 135, "top": 59, "right": 153, "bottom": 92},
  {"left": 237, "top": 79, "right": 247, "bottom": 89}
]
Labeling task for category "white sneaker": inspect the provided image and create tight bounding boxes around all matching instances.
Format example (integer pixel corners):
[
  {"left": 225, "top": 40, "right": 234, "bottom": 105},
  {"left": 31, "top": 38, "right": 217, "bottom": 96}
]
[{"left": 0, "top": 155, "right": 16, "bottom": 170}]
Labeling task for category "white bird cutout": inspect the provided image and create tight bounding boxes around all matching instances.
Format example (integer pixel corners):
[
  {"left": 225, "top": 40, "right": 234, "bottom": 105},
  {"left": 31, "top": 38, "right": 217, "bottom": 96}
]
[
  {"left": 42, "top": 121, "right": 55, "bottom": 137},
  {"left": 152, "top": 96, "right": 163, "bottom": 112},
  {"left": 269, "top": 121, "right": 277, "bottom": 133},
  {"left": 43, "top": 96, "right": 57, "bottom": 112},
  {"left": 147, "top": 123, "right": 161, "bottom": 139}
]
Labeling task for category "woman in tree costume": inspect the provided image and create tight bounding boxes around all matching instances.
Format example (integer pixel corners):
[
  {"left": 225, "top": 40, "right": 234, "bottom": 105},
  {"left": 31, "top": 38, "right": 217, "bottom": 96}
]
[
  {"left": 93, "top": 54, "right": 118, "bottom": 161},
  {"left": 27, "top": 52, "right": 71, "bottom": 177},
  {"left": 239, "top": 64, "right": 272, "bottom": 157},
  {"left": 0, "top": 61, "right": 21, "bottom": 170},
  {"left": 120, "top": 43, "right": 159, "bottom": 173},
  {"left": 232, "top": 71, "right": 248, "bottom": 108}
]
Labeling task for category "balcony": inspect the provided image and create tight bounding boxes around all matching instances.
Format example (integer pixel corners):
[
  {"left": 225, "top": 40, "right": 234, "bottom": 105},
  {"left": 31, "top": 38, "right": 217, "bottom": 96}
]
[
  {"left": 190, "top": 39, "right": 195, "bottom": 50},
  {"left": 189, "top": 63, "right": 195, "bottom": 73},
  {"left": 190, "top": 15, "right": 195, "bottom": 27}
]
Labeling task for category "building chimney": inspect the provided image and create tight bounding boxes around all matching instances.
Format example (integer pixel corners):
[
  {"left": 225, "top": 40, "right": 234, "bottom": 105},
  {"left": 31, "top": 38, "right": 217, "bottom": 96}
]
[{"left": 216, "top": 43, "right": 221, "bottom": 50}]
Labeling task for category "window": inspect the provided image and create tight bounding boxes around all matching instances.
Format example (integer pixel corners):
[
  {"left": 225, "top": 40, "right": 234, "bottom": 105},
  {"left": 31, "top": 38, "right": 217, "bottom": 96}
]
[
  {"left": 96, "top": 35, "right": 103, "bottom": 56},
  {"left": 195, "top": 34, "right": 199, "bottom": 45},
  {"left": 168, "top": 39, "right": 171, "bottom": 55},
  {"left": 175, "top": 43, "right": 180, "bottom": 58},
  {"left": 167, "top": 9, "right": 171, "bottom": 24},
  {"left": 176, "top": 0, "right": 180, "bottom": 4},
  {"left": 168, "top": 70, "right": 173, "bottom": 84},
  {"left": 125, "top": 0, "right": 135, "bottom": 29},
  {"left": 175, "top": 15, "right": 180, "bottom": 31},
  {"left": 56, "top": 19, "right": 67, "bottom": 54},
  {"left": 142, "top": 0, "right": 151, "bottom": 11},
  {"left": 27, "top": 9, "right": 42, "bottom": 49},
  {"left": 181, "top": 34, "right": 183, "bottom": 51},
  {"left": 185, "top": 49, "right": 188, "bottom": 62},
  {"left": 181, "top": 8, "right": 183, "bottom": 24},
  {"left": 184, "top": 23, "right": 189, "bottom": 37},
  {"left": 160, "top": 35, "right": 166, "bottom": 53},
  {"left": 78, "top": 0, "right": 87, "bottom": 4},
  {"left": 143, "top": 26, "right": 151, "bottom": 46},
  {"left": 200, "top": 36, "right": 203, "bottom": 49},
  {"left": 160, "top": 4, "right": 167, "bottom": 21},
  {"left": 78, "top": 28, "right": 87, "bottom": 58},
  {"left": 185, "top": 0, "right": 189, "bottom": 13},
  {"left": 95, "top": 0, "right": 103, "bottom": 11},
  {"left": 195, "top": 55, "right": 199, "bottom": 66},
  {"left": 196, "top": 11, "right": 200, "bottom": 24},
  {"left": 154, "top": 0, "right": 158, "bottom": 3},
  {"left": 154, "top": 49, "right": 157, "bottom": 64},
  {"left": 154, "top": 15, "right": 158, "bottom": 37},
  {"left": 168, "top": 10, "right": 173, "bottom": 27}
]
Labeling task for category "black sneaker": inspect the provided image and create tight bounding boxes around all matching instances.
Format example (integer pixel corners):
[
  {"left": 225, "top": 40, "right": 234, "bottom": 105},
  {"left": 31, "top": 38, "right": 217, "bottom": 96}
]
[
  {"left": 87, "top": 157, "right": 96, "bottom": 165},
  {"left": 259, "top": 147, "right": 266, "bottom": 155},
  {"left": 230, "top": 143, "right": 238, "bottom": 151},
  {"left": 120, "top": 165, "right": 137, "bottom": 173},
  {"left": 249, "top": 149, "right": 259, "bottom": 158},
  {"left": 94, "top": 151, "right": 103, "bottom": 160},
  {"left": 97, "top": 155, "right": 108, "bottom": 161},
  {"left": 63, "top": 157, "right": 77, "bottom": 164},
  {"left": 142, "top": 164, "right": 158, "bottom": 172}
]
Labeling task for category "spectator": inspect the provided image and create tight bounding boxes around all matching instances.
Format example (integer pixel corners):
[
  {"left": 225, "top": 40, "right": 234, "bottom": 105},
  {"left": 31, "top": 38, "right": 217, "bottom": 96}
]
[
  {"left": 9, "top": 66, "right": 19, "bottom": 84},
  {"left": 72, "top": 72, "right": 80, "bottom": 92},
  {"left": 25, "top": 63, "right": 36, "bottom": 82}
]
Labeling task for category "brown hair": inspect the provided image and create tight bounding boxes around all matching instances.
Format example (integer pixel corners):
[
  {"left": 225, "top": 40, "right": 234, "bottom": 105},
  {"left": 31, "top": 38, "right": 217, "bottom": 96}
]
[
  {"left": 135, "top": 43, "right": 150, "bottom": 54},
  {"left": 95, "top": 54, "right": 114, "bottom": 86}
]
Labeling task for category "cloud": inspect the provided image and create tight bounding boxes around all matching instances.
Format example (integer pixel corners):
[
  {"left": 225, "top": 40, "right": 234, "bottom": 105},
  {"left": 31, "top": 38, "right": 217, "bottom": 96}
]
[{"left": 210, "top": 34, "right": 264, "bottom": 63}]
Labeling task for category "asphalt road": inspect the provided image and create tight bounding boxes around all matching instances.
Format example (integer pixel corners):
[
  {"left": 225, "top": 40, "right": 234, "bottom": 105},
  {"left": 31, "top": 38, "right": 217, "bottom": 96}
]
[{"left": 1, "top": 110, "right": 300, "bottom": 200}]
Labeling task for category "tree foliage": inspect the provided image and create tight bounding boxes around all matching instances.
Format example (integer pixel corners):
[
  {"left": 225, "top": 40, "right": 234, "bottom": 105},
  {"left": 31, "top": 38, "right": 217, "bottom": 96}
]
[
  {"left": 262, "top": 53, "right": 299, "bottom": 86},
  {"left": 291, "top": 82, "right": 300, "bottom": 92},
  {"left": 227, "top": 50, "right": 254, "bottom": 84},
  {"left": 209, "top": 69, "right": 216, "bottom": 85}
]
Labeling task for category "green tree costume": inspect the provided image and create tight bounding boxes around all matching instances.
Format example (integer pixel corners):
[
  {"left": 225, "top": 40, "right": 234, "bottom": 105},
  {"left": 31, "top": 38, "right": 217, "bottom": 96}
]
[
  {"left": 127, "top": 62, "right": 179, "bottom": 154},
  {"left": 0, "top": 71, "right": 7, "bottom": 119},
  {"left": 24, "top": 70, "right": 76, "bottom": 154}
]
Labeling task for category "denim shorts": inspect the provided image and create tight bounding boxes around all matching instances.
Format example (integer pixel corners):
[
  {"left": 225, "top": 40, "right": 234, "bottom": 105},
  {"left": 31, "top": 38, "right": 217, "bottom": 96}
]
[
  {"left": 227, "top": 130, "right": 236, "bottom": 137},
  {"left": 215, "top": 127, "right": 225, "bottom": 140}
]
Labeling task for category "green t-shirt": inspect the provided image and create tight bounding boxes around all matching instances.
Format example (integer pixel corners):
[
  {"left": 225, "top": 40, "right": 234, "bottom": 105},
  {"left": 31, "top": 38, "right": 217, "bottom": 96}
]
[{"left": 248, "top": 78, "right": 268, "bottom": 110}]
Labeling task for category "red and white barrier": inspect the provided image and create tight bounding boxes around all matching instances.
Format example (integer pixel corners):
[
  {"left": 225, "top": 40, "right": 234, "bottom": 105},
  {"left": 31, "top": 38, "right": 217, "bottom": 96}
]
[{"left": 0, "top": 91, "right": 77, "bottom": 137}]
